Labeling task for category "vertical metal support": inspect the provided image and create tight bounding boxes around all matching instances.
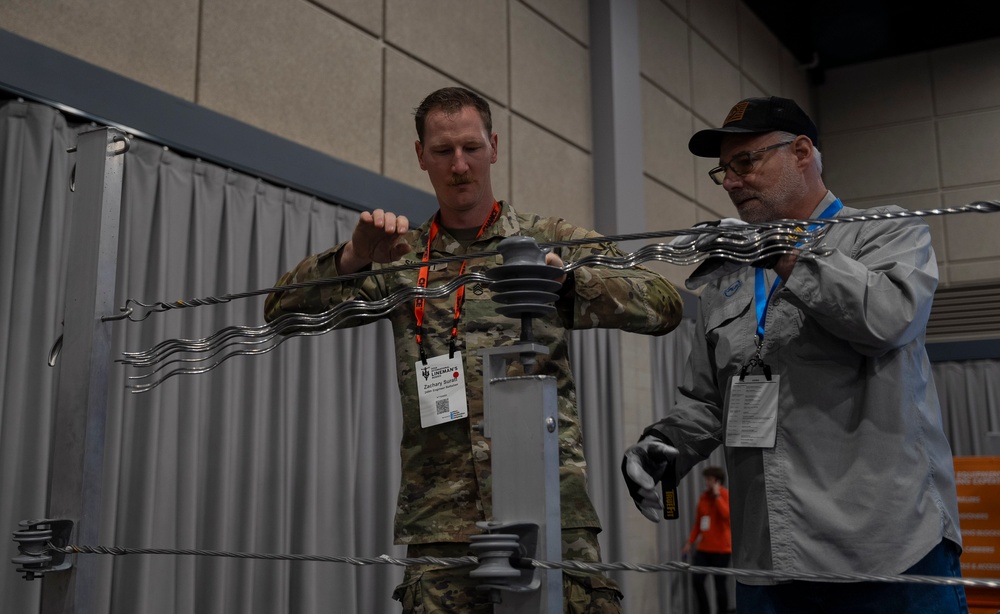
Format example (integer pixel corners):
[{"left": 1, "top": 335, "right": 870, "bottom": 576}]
[
  {"left": 478, "top": 345, "right": 562, "bottom": 614},
  {"left": 42, "top": 127, "right": 127, "bottom": 614},
  {"left": 590, "top": 0, "right": 645, "bottom": 254}
]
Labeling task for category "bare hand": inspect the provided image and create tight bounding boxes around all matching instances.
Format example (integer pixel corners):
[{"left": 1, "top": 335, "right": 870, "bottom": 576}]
[
  {"left": 339, "top": 209, "right": 412, "bottom": 272},
  {"left": 544, "top": 250, "right": 567, "bottom": 285}
]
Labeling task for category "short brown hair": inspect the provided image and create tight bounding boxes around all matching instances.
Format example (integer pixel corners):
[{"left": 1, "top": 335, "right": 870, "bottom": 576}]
[
  {"left": 414, "top": 87, "right": 493, "bottom": 144},
  {"left": 703, "top": 466, "right": 725, "bottom": 484}
]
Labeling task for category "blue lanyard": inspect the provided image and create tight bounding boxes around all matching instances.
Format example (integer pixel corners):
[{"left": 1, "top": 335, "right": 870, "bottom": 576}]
[{"left": 754, "top": 199, "right": 843, "bottom": 340}]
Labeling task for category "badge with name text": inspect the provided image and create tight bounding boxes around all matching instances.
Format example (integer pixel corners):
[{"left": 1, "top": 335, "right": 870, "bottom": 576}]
[
  {"left": 416, "top": 352, "right": 469, "bottom": 428},
  {"left": 725, "top": 374, "right": 779, "bottom": 448}
]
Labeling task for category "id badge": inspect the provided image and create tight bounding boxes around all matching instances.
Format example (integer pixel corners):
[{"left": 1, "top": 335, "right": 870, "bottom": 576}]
[
  {"left": 724, "top": 374, "right": 779, "bottom": 448},
  {"left": 416, "top": 352, "right": 469, "bottom": 428}
]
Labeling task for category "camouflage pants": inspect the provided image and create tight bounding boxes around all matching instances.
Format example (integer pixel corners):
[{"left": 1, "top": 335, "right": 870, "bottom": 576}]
[{"left": 392, "top": 528, "right": 623, "bottom": 613}]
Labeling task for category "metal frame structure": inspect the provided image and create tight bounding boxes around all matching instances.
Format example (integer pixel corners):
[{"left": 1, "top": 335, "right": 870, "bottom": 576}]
[
  {"left": 477, "top": 344, "right": 563, "bottom": 613},
  {"left": 42, "top": 127, "right": 128, "bottom": 614}
]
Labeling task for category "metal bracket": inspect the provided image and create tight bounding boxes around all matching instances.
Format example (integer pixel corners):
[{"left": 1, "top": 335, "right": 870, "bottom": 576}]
[{"left": 11, "top": 518, "right": 74, "bottom": 580}]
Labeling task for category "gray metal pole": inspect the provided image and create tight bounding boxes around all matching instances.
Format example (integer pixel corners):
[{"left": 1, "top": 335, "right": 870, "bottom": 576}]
[
  {"left": 479, "top": 345, "right": 562, "bottom": 614},
  {"left": 590, "top": 0, "right": 645, "bottom": 254},
  {"left": 42, "top": 127, "right": 127, "bottom": 614}
]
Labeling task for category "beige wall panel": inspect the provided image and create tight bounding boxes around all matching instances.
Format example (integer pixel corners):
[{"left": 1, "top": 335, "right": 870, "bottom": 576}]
[
  {"left": 690, "top": 34, "right": 742, "bottom": 129},
  {"left": 644, "top": 177, "right": 698, "bottom": 289},
  {"left": 510, "top": 117, "right": 592, "bottom": 226},
  {"left": 638, "top": 0, "right": 691, "bottom": 105},
  {"left": 383, "top": 51, "right": 455, "bottom": 197},
  {"left": 689, "top": 0, "right": 739, "bottom": 65},
  {"left": 932, "top": 38, "right": 1000, "bottom": 116},
  {"left": 740, "top": 77, "right": 766, "bottom": 101},
  {"left": 642, "top": 79, "right": 696, "bottom": 199},
  {"left": 663, "top": 0, "right": 686, "bottom": 16},
  {"left": 819, "top": 55, "right": 933, "bottom": 133},
  {"left": 938, "top": 111, "right": 1000, "bottom": 187},
  {"left": 779, "top": 48, "right": 812, "bottom": 106},
  {"left": 0, "top": 0, "right": 199, "bottom": 100},
  {"left": 199, "top": 0, "right": 382, "bottom": 172},
  {"left": 510, "top": 3, "right": 592, "bottom": 150},
  {"left": 942, "top": 186, "right": 1000, "bottom": 263},
  {"left": 385, "top": 0, "right": 508, "bottom": 104},
  {"left": 521, "top": 0, "right": 589, "bottom": 44},
  {"left": 821, "top": 123, "right": 939, "bottom": 200},
  {"left": 737, "top": 4, "right": 782, "bottom": 96},
  {"left": 310, "top": 0, "right": 383, "bottom": 36},
  {"left": 946, "top": 260, "right": 1000, "bottom": 286}
]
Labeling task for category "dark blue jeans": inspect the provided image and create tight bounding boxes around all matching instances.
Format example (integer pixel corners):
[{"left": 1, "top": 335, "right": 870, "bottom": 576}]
[{"left": 735, "top": 539, "right": 968, "bottom": 614}]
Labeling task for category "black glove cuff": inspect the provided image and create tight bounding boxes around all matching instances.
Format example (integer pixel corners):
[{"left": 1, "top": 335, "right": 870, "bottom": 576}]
[{"left": 639, "top": 427, "right": 672, "bottom": 446}]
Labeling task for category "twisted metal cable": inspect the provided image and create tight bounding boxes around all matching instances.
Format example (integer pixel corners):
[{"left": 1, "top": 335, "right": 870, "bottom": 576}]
[
  {"left": 115, "top": 200, "right": 1000, "bottom": 392},
  {"left": 108, "top": 201, "right": 1000, "bottom": 323},
  {"left": 120, "top": 273, "right": 492, "bottom": 393},
  {"left": 52, "top": 543, "right": 1000, "bottom": 588},
  {"left": 58, "top": 544, "right": 474, "bottom": 568},
  {"left": 119, "top": 229, "right": 828, "bottom": 392}
]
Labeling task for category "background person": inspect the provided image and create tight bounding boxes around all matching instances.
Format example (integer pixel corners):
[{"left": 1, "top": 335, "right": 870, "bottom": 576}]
[{"left": 681, "top": 466, "right": 731, "bottom": 614}]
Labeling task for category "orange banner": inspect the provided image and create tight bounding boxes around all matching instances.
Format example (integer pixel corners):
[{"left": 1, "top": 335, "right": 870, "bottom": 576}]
[{"left": 954, "top": 456, "right": 1000, "bottom": 612}]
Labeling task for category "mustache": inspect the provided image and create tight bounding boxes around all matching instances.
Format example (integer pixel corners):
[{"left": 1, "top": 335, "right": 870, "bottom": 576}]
[{"left": 448, "top": 174, "right": 473, "bottom": 186}]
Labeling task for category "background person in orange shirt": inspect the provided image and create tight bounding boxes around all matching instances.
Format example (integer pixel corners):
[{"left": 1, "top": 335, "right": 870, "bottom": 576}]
[{"left": 682, "top": 466, "right": 732, "bottom": 614}]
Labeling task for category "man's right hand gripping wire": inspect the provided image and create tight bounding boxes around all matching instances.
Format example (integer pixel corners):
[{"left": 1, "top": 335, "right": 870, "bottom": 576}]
[{"left": 621, "top": 436, "right": 679, "bottom": 522}]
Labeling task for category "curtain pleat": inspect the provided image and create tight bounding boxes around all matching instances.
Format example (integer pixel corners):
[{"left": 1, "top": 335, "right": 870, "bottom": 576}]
[
  {"left": 1, "top": 101, "right": 405, "bottom": 614},
  {"left": 0, "top": 100, "right": 75, "bottom": 614},
  {"left": 571, "top": 328, "right": 630, "bottom": 594}
]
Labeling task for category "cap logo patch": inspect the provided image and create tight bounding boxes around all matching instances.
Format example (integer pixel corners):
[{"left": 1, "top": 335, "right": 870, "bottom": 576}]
[{"left": 723, "top": 101, "right": 750, "bottom": 126}]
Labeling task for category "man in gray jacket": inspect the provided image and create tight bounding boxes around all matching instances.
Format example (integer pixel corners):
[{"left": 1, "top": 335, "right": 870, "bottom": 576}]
[{"left": 623, "top": 96, "right": 966, "bottom": 613}]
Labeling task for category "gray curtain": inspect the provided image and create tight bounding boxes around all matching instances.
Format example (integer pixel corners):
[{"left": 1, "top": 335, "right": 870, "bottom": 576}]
[
  {"left": 933, "top": 358, "right": 1000, "bottom": 456},
  {"left": 0, "top": 99, "right": 631, "bottom": 613},
  {"left": 1, "top": 100, "right": 76, "bottom": 614},
  {"left": 571, "top": 328, "right": 630, "bottom": 594},
  {"left": 1, "top": 100, "right": 404, "bottom": 613}
]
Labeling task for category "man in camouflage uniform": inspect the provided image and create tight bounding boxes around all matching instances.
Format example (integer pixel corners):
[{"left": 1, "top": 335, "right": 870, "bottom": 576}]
[{"left": 265, "top": 87, "right": 683, "bottom": 613}]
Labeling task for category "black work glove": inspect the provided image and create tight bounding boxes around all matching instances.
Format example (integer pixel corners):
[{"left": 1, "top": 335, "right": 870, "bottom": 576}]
[{"left": 621, "top": 436, "right": 679, "bottom": 522}]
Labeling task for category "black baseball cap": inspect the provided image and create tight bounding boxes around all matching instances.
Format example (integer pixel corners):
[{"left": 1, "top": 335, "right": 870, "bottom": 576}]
[{"left": 688, "top": 96, "right": 818, "bottom": 158}]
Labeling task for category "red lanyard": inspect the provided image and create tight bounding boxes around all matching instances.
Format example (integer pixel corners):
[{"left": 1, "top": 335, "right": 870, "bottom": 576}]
[{"left": 414, "top": 201, "right": 502, "bottom": 362}]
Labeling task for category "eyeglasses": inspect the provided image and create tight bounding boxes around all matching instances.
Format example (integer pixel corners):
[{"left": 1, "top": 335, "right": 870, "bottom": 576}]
[{"left": 708, "top": 141, "right": 794, "bottom": 185}]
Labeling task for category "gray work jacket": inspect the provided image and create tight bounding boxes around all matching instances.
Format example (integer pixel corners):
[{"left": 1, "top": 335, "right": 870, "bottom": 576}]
[{"left": 645, "top": 192, "right": 962, "bottom": 583}]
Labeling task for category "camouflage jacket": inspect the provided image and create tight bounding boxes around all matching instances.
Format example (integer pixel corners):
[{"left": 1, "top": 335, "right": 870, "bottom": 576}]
[{"left": 264, "top": 201, "right": 683, "bottom": 544}]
